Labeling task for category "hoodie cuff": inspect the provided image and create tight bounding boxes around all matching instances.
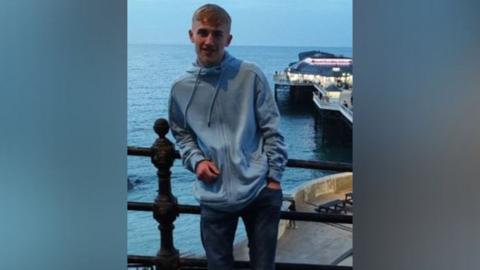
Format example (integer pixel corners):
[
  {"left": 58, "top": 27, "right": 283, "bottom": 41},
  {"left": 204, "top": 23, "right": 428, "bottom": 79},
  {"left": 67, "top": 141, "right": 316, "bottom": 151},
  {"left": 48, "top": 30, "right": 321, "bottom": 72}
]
[
  {"left": 268, "top": 169, "right": 283, "bottom": 183},
  {"left": 187, "top": 153, "right": 206, "bottom": 173}
]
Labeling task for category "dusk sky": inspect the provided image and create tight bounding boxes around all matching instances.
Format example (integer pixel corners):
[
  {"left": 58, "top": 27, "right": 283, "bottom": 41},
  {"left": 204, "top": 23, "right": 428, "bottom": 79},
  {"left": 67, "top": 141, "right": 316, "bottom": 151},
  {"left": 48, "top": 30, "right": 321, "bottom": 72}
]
[{"left": 128, "top": 0, "right": 352, "bottom": 47}]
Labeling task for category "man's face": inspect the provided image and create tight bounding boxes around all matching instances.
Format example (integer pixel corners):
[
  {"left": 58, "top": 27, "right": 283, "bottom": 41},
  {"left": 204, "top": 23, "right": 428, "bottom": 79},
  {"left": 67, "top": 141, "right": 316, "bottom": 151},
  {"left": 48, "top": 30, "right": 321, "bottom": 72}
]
[{"left": 189, "top": 20, "right": 232, "bottom": 67}]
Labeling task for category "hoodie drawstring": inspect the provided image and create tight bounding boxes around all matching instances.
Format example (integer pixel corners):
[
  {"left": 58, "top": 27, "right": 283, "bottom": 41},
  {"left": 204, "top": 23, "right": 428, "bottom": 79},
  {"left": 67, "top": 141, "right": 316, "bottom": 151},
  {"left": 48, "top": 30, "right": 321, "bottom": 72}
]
[
  {"left": 207, "top": 68, "right": 226, "bottom": 127},
  {"left": 183, "top": 69, "right": 201, "bottom": 129},
  {"left": 184, "top": 52, "right": 232, "bottom": 128}
]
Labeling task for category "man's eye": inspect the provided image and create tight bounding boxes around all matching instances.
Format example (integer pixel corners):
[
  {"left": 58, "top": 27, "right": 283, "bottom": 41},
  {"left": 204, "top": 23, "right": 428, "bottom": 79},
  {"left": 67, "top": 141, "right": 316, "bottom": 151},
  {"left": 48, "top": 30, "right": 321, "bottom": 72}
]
[
  {"left": 213, "top": 31, "right": 223, "bottom": 38},
  {"left": 197, "top": 30, "right": 208, "bottom": 37}
]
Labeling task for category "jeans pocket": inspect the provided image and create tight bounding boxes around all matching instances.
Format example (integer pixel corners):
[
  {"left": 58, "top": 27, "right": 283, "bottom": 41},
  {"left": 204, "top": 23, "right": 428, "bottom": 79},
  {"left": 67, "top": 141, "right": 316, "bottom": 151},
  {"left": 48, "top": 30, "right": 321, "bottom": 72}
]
[{"left": 262, "top": 186, "right": 283, "bottom": 207}]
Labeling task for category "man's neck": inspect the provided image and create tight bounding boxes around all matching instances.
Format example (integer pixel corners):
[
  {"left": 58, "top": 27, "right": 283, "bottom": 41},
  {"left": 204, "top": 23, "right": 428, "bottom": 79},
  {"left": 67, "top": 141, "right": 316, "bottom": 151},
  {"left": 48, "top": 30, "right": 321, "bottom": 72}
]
[{"left": 197, "top": 53, "right": 226, "bottom": 68}]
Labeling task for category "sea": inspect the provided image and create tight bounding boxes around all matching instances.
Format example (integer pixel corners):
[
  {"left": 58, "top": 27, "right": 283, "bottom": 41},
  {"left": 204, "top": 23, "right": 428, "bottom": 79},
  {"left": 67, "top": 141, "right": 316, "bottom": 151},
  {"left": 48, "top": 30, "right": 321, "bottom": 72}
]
[{"left": 128, "top": 44, "right": 352, "bottom": 257}]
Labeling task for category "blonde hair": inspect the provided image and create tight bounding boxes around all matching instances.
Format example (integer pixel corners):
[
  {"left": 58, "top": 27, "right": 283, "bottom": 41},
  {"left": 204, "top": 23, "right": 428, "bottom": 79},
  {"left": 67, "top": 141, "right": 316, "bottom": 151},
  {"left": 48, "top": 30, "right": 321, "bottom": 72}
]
[{"left": 192, "top": 4, "right": 231, "bottom": 31}]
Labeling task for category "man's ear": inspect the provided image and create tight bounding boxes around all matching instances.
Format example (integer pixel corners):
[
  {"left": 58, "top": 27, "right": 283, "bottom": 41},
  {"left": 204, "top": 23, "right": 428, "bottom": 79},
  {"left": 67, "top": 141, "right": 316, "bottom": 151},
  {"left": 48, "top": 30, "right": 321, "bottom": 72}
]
[
  {"left": 225, "top": 34, "right": 233, "bottom": 47},
  {"left": 188, "top": 30, "right": 194, "bottom": 43}
]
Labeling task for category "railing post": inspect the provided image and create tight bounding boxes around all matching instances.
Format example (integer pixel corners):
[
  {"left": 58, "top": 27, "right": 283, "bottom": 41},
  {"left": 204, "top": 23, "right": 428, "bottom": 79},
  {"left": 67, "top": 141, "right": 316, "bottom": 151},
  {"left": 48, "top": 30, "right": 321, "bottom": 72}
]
[{"left": 150, "top": 118, "right": 179, "bottom": 270}]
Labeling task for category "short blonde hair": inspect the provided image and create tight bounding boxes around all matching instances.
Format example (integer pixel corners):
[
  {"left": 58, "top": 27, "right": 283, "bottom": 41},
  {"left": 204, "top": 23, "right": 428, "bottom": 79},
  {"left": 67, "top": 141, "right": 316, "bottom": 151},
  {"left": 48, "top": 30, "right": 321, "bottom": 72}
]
[{"left": 192, "top": 4, "right": 231, "bottom": 31}]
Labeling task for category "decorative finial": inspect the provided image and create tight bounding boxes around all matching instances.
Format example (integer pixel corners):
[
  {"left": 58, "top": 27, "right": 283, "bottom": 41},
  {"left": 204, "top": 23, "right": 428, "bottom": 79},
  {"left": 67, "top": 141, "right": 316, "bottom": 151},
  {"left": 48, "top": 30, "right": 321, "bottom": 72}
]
[{"left": 154, "top": 118, "right": 169, "bottom": 138}]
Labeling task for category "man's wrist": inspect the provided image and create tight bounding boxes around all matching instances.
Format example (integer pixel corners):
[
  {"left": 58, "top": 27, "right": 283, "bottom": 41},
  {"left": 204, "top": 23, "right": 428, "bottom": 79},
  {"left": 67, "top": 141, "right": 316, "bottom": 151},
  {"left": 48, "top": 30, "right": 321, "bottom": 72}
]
[
  {"left": 194, "top": 159, "right": 208, "bottom": 173},
  {"left": 266, "top": 178, "right": 281, "bottom": 190},
  {"left": 267, "top": 177, "right": 280, "bottom": 184}
]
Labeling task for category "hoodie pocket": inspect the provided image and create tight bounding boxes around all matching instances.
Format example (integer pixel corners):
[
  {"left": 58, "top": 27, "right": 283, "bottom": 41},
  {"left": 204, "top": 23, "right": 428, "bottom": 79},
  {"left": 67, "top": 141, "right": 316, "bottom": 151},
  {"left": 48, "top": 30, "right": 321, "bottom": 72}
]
[
  {"left": 238, "top": 147, "right": 268, "bottom": 182},
  {"left": 242, "top": 147, "right": 266, "bottom": 165},
  {"left": 195, "top": 179, "right": 227, "bottom": 203}
]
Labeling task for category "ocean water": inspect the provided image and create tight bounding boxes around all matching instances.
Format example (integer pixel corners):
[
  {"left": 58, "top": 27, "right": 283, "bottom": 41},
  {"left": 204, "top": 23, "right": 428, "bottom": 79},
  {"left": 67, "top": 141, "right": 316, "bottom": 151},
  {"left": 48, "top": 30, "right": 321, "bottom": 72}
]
[{"left": 128, "top": 44, "right": 352, "bottom": 257}]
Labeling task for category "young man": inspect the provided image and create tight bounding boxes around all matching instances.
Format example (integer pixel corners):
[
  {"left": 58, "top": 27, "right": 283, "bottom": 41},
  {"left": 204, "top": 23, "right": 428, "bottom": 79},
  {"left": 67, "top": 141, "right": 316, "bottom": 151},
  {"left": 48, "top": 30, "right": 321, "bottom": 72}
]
[{"left": 168, "top": 4, "right": 288, "bottom": 270}]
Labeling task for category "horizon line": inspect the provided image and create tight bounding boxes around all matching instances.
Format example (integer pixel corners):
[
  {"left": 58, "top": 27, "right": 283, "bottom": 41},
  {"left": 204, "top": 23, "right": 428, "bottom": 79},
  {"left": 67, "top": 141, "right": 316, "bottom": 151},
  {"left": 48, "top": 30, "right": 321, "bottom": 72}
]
[{"left": 128, "top": 42, "right": 353, "bottom": 49}]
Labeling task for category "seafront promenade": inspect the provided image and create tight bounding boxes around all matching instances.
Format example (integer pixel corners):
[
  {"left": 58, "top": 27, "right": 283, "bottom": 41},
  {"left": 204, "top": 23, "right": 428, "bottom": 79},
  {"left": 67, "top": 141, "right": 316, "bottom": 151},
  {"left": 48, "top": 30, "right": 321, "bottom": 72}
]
[{"left": 234, "top": 173, "right": 353, "bottom": 266}]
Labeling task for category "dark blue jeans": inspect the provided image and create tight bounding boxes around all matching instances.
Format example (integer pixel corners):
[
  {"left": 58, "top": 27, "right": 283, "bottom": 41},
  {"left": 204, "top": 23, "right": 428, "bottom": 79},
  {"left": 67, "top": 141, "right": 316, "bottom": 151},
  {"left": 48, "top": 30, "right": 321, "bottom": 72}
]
[{"left": 200, "top": 186, "right": 283, "bottom": 270}]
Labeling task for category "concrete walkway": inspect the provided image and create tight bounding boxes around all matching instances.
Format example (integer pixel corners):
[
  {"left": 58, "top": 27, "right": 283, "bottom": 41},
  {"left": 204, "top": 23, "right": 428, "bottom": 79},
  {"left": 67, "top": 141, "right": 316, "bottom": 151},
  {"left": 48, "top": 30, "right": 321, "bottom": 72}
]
[{"left": 233, "top": 187, "right": 353, "bottom": 266}]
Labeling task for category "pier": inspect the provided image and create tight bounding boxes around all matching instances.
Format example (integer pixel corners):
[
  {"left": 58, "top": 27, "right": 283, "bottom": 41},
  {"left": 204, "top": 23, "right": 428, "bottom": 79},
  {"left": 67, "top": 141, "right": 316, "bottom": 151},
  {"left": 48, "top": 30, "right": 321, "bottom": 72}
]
[
  {"left": 127, "top": 118, "right": 352, "bottom": 270},
  {"left": 313, "top": 83, "right": 353, "bottom": 125},
  {"left": 273, "top": 51, "right": 353, "bottom": 125}
]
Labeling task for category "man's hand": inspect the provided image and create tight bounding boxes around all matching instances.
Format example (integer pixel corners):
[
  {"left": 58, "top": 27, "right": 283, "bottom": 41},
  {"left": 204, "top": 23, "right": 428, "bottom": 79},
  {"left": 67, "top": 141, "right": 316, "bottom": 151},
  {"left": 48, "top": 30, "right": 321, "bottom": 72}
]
[
  {"left": 266, "top": 178, "right": 281, "bottom": 190},
  {"left": 195, "top": 160, "right": 220, "bottom": 183}
]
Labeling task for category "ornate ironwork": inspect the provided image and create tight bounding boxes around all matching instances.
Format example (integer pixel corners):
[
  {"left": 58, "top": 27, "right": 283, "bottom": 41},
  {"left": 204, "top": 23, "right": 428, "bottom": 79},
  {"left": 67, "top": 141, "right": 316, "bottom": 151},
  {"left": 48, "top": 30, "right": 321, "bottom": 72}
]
[{"left": 150, "top": 119, "right": 179, "bottom": 270}]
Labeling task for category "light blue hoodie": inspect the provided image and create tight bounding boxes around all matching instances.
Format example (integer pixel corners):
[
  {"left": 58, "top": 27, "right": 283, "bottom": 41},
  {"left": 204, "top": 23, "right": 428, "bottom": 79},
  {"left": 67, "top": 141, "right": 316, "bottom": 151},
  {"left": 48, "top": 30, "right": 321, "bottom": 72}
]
[{"left": 168, "top": 51, "right": 287, "bottom": 212}]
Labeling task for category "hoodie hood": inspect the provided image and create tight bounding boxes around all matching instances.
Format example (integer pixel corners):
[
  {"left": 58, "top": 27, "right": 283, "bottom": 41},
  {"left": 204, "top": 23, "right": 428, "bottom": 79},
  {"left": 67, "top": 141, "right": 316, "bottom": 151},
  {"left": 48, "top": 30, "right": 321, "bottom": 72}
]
[
  {"left": 184, "top": 51, "right": 234, "bottom": 128},
  {"left": 187, "top": 51, "right": 235, "bottom": 75}
]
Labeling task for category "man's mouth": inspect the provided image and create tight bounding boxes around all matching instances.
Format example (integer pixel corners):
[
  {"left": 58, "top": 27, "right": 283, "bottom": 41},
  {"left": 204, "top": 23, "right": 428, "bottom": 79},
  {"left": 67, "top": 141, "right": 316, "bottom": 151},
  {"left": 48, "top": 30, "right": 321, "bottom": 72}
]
[{"left": 202, "top": 48, "right": 217, "bottom": 54}]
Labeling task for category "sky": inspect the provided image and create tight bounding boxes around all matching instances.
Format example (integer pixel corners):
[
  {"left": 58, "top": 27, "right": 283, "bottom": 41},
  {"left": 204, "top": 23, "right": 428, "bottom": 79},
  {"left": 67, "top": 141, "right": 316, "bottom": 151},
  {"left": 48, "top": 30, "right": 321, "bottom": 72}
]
[{"left": 128, "top": 0, "right": 352, "bottom": 47}]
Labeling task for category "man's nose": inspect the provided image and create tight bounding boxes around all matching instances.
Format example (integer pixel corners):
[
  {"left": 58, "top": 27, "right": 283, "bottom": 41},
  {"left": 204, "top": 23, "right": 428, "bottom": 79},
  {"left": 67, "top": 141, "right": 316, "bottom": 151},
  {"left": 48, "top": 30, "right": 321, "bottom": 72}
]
[{"left": 205, "top": 33, "right": 215, "bottom": 45}]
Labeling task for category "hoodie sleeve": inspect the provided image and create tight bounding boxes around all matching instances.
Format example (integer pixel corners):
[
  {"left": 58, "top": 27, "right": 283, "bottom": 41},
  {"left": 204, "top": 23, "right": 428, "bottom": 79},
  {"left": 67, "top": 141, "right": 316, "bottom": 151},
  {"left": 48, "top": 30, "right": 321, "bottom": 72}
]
[
  {"left": 168, "top": 91, "right": 206, "bottom": 173},
  {"left": 254, "top": 72, "right": 288, "bottom": 182}
]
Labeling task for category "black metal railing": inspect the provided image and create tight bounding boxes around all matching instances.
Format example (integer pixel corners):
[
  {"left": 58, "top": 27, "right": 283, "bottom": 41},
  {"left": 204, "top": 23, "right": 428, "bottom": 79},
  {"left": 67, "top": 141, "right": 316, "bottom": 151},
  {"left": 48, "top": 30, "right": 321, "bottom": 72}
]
[{"left": 127, "top": 118, "right": 353, "bottom": 270}]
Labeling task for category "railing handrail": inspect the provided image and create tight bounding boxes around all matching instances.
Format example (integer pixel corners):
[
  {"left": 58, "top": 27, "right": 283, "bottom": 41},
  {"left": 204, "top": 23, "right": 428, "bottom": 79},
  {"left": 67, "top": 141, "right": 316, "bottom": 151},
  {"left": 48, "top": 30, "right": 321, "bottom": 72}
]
[
  {"left": 129, "top": 255, "right": 353, "bottom": 270},
  {"left": 128, "top": 146, "right": 352, "bottom": 172},
  {"left": 128, "top": 202, "right": 353, "bottom": 224}
]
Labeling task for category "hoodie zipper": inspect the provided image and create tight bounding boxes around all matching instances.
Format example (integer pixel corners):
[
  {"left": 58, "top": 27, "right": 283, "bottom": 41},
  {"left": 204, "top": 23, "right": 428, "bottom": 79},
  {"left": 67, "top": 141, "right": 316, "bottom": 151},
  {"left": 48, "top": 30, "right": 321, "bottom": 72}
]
[
  {"left": 213, "top": 84, "right": 232, "bottom": 202},
  {"left": 205, "top": 67, "right": 232, "bottom": 202},
  {"left": 221, "top": 108, "right": 232, "bottom": 202}
]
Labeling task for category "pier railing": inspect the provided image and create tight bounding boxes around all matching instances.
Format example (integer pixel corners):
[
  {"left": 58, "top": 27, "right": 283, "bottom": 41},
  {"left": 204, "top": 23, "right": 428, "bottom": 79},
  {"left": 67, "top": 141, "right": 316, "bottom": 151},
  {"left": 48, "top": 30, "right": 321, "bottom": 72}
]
[{"left": 127, "top": 118, "right": 353, "bottom": 270}]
